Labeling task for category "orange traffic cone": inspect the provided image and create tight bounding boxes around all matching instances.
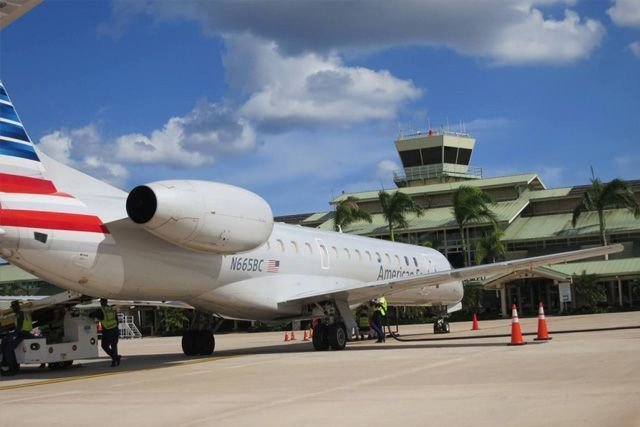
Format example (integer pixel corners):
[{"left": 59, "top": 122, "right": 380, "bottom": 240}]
[
  {"left": 303, "top": 330, "right": 310, "bottom": 341},
  {"left": 290, "top": 331, "right": 296, "bottom": 341},
  {"left": 471, "top": 313, "right": 480, "bottom": 331},
  {"left": 284, "top": 332, "right": 290, "bottom": 342},
  {"left": 508, "top": 304, "right": 526, "bottom": 346},
  {"left": 534, "top": 302, "right": 552, "bottom": 341}
]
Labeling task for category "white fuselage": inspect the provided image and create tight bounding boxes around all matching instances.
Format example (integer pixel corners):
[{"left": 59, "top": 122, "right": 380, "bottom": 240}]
[{"left": 1, "top": 219, "right": 462, "bottom": 321}]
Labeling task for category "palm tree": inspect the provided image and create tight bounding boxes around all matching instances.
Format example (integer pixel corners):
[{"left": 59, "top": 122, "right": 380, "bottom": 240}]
[
  {"left": 378, "top": 190, "right": 423, "bottom": 241},
  {"left": 333, "top": 196, "right": 372, "bottom": 232},
  {"left": 572, "top": 177, "right": 640, "bottom": 258},
  {"left": 452, "top": 186, "right": 497, "bottom": 267},
  {"left": 474, "top": 228, "right": 506, "bottom": 265}
]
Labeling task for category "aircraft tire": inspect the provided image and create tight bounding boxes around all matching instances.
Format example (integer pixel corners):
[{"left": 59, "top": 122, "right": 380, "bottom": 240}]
[
  {"left": 312, "top": 324, "right": 330, "bottom": 351},
  {"left": 327, "top": 323, "right": 347, "bottom": 351},
  {"left": 198, "top": 330, "right": 215, "bottom": 355},
  {"left": 181, "top": 330, "right": 199, "bottom": 356}
]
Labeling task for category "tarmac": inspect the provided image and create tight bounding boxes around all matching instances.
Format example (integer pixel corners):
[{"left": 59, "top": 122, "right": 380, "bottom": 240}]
[{"left": 0, "top": 311, "right": 639, "bottom": 427}]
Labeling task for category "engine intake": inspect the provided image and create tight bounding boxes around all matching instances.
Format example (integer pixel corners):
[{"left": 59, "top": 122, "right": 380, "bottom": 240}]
[{"left": 126, "top": 180, "right": 273, "bottom": 254}]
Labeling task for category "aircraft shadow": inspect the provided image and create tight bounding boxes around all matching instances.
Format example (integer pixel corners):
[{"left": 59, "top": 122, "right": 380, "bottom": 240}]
[{"left": 4, "top": 339, "right": 537, "bottom": 383}]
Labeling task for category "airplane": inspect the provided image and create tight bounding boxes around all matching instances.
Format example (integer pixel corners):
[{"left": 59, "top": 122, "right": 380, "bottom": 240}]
[{"left": 0, "top": 81, "right": 622, "bottom": 355}]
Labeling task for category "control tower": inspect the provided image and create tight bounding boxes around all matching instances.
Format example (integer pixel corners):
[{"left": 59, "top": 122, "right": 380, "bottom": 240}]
[{"left": 393, "top": 129, "right": 481, "bottom": 187}]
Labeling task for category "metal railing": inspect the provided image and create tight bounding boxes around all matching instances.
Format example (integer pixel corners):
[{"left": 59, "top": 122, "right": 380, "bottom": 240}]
[
  {"left": 394, "top": 164, "right": 482, "bottom": 184},
  {"left": 118, "top": 314, "right": 142, "bottom": 339}
]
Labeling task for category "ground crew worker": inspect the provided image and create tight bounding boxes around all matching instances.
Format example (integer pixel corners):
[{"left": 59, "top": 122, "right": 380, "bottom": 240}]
[
  {"left": 371, "top": 296, "right": 387, "bottom": 343},
  {"left": 356, "top": 304, "right": 370, "bottom": 340},
  {"left": 378, "top": 295, "right": 388, "bottom": 329},
  {"left": 91, "top": 298, "right": 121, "bottom": 367},
  {"left": 0, "top": 300, "right": 34, "bottom": 375}
]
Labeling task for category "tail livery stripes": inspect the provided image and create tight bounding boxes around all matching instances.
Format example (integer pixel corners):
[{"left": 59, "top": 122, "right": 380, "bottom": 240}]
[
  {"left": 0, "top": 81, "right": 109, "bottom": 234},
  {"left": 0, "top": 81, "right": 53, "bottom": 192}
]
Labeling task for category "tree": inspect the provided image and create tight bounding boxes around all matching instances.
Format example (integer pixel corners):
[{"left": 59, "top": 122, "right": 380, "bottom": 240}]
[
  {"left": 158, "top": 308, "right": 190, "bottom": 336},
  {"left": 572, "top": 176, "right": 640, "bottom": 258},
  {"left": 452, "top": 186, "right": 497, "bottom": 267},
  {"left": 333, "top": 196, "right": 372, "bottom": 232},
  {"left": 378, "top": 190, "right": 423, "bottom": 241},
  {"left": 572, "top": 271, "right": 606, "bottom": 310},
  {"left": 475, "top": 228, "right": 506, "bottom": 265}
]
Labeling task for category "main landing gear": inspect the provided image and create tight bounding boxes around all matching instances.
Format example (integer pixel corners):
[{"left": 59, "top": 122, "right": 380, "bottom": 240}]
[
  {"left": 433, "top": 318, "right": 450, "bottom": 334},
  {"left": 309, "top": 299, "right": 356, "bottom": 351},
  {"left": 432, "top": 305, "right": 451, "bottom": 334},
  {"left": 182, "top": 330, "right": 215, "bottom": 356},
  {"left": 181, "top": 311, "right": 217, "bottom": 356},
  {"left": 312, "top": 322, "right": 347, "bottom": 351}
]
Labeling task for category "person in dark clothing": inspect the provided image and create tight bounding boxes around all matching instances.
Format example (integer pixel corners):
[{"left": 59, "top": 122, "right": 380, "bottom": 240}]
[
  {"left": 1, "top": 300, "right": 34, "bottom": 375},
  {"left": 90, "top": 298, "right": 121, "bottom": 367},
  {"left": 369, "top": 299, "right": 385, "bottom": 343}
]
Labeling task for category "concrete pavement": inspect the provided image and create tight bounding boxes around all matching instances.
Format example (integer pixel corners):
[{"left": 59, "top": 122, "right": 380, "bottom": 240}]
[{"left": 0, "top": 311, "right": 639, "bottom": 427}]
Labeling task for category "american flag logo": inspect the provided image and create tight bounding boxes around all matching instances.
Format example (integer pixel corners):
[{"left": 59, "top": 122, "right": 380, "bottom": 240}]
[{"left": 267, "top": 259, "right": 280, "bottom": 273}]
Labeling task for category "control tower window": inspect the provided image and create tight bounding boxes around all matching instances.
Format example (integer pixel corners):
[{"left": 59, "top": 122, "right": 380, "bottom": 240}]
[
  {"left": 399, "top": 149, "right": 421, "bottom": 167},
  {"left": 444, "top": 146, "right": 457, "bottom": 164},
  {"left": 420, "top": 147, "right": 441, "bottom": 165},
  {"left": 457, "top": 148, "right": 472, "bottom": 165}
]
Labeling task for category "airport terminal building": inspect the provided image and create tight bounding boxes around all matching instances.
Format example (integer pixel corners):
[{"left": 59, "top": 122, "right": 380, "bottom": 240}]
[{"left": 281, "top": 130, "right": 640, "bottom": 317}]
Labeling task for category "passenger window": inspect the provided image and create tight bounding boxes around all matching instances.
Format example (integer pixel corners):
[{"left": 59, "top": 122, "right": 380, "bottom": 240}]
[
  {"left": 291, "top": 241, "right": 299, "bottom": 253},
  {"left": 385, "top": 253, "right": 391, "bottom": 264},
  {"left": 305, "top": 242, "right": 313, "bottom": 255},
  {"left": 405, "top": 256, "right": 410, "bottom": 266},
  {"left": 276, "top": 239, "right": 285, "bottom": 252},
  {"left": 395, "top": 255, "right": 401, "bottom": 266},
  {"left": 343, "top": 248, "right": 351, "bottom": 260},
  {"left": 366, "top": 251, "right": 372, "bottom": 261},
  {"left": 413, "top": 257, "right": 418, "bottom": 267},
  {"left": 355, "top": 249, "right": 362, "bottom": 261},
  {"left": 332, "top": 246, "right": 338, "bottom": 258},
  {"left": 375, "top": 252, "right": 381, "bottom": 263}
]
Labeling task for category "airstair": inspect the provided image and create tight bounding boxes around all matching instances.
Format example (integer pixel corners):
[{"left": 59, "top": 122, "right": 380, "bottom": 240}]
[{"left": 118, "top": 313, "right": 142, "bottom": 339}]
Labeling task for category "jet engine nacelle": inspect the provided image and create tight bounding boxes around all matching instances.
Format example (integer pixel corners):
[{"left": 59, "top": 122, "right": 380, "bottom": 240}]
[{"left": 125, "top": 180, "right": 274, "bottom": 254}]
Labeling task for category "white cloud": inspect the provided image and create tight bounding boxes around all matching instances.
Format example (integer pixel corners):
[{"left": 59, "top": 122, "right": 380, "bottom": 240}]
[
  {"left": 225, "top": 35, "right": 422, "bottom": 129},
  {"left": 483, "top": 9, "right": 604, "bottom": 65},
  {"left": 37, "top": 125, "right": 129, "bottom": 187},
  {"left": 36, "top": 100, "right": 258, "bottom": 186},
  {"left": 629, "top": 41, "right": 640, "bottom": 58},
  {"left": 608, "top": 0, "right": 640, "bottom": 28},
  {"left": 376, "top": 160, "right": 402, "bottom": 183},
  {"left": 115, "top": 100, "right": 256, "bottom": 166},
  {"left": 105, "top": 0, "right": 605, "bottom": 66}
]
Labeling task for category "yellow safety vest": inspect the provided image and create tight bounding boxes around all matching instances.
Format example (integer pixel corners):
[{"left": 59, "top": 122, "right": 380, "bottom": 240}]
[
  {"left": 16, "top": 312, "right": 32, "bottom": 333},
  {"left": 358, "top": 314, "right": 369, "bottom": 328},
  {"left": 378, "top": 297, "right": 388, "bottom": 316},
  {"left": 101, "top": 307, "right": 118, "bottom": 330}
]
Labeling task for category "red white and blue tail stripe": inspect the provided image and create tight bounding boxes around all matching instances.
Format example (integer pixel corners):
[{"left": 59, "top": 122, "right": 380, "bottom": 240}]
[{"left": 0, "top": 81, "right": 109, "bottom": 234}]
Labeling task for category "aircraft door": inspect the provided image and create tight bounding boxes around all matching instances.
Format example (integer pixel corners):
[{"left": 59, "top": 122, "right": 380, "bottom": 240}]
[{"left": 315, "top": 238, "right": 330, "bottom": 269}]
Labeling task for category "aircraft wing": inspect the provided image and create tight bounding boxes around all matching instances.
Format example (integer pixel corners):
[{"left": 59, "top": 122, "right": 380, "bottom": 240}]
[{"left": 281, "top": 244, "right": 623, "bottom": 306}]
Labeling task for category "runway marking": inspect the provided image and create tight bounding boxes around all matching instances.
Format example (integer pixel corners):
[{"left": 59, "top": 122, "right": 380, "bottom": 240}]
[{"left": 0, "top": 354, "right": 243, "bottom": 392}]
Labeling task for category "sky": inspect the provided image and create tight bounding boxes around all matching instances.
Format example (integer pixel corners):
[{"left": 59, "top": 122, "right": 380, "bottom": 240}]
[{"left": 0, "top": 0, "right": 639, "bottom": 215}]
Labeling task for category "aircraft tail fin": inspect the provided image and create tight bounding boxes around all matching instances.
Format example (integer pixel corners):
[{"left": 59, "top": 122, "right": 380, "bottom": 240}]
[
  {"left": 0, "top": 82, "right": 127, "bottom": 233},
  {"left": 0, "top": 81, "right": 59, "bottom": 195}
]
